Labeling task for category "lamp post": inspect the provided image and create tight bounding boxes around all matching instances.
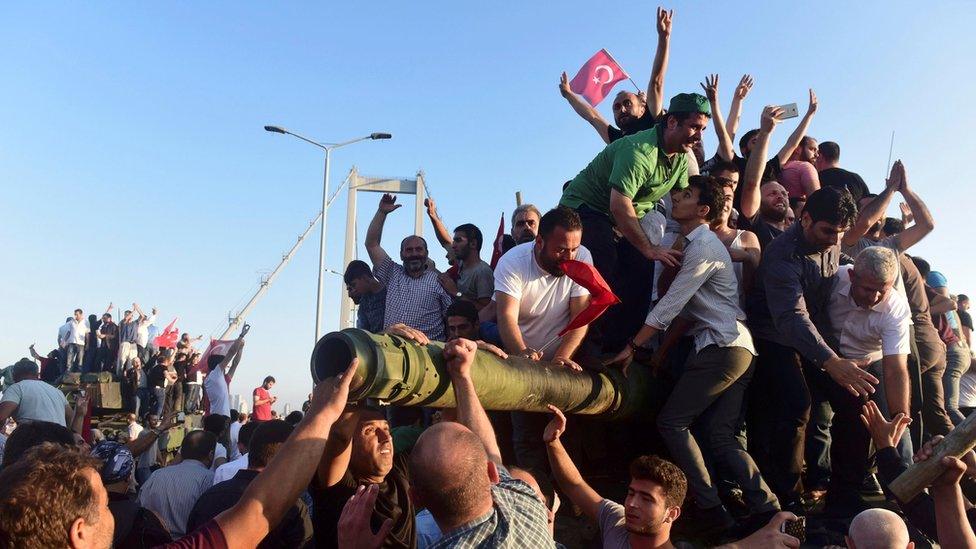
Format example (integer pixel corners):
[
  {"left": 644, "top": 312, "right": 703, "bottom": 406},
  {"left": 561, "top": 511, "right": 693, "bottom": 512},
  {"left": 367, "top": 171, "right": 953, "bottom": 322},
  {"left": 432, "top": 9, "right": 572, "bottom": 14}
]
[{"left": 264, "top": 125, "right": 392, "bottom": 344}]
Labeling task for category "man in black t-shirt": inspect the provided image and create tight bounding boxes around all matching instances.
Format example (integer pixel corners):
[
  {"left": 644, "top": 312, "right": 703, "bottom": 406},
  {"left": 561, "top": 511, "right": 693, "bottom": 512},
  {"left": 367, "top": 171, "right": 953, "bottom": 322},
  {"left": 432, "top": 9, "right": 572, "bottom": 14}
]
[
  {"left": 816, "top": 141, "right": 871, "bottom": 202},
  {"left": 958, "top": 294, "right": 973, "bottom": 345},
  {"left": 312, "top": 407, "right": 413, "bottom": 548}
]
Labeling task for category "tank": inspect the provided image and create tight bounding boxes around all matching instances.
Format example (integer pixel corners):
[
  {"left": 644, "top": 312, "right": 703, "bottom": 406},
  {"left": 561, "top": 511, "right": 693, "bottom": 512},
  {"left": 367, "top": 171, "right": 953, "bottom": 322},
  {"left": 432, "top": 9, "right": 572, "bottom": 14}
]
[{"left": 311, "top": 328, "right": 648, "bottom": 418}]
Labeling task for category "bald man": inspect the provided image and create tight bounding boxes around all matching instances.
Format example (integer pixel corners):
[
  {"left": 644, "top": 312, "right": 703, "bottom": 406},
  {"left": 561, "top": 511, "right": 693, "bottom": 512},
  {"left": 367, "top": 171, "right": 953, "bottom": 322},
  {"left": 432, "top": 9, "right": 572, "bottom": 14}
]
[
  {"left": 847, "top": 508, "right": 913, "bottom": 549},
  {"left": 409, "top": 339, "right": 553, "bottom": 548}
]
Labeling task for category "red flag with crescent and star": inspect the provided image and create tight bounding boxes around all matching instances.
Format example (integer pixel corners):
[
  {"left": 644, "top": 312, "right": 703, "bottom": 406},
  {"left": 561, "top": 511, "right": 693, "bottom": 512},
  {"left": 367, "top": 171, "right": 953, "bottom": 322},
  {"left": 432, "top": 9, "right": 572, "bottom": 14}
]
[
  {"left": 557, "top": 259, "right": 621, "bottom": 336},
  {"left": 489, "top": 212, "right": 506, "bottom": 269},
  {"left": 188, "top": 338, "right": 236, "bottom": 416},
  {"left": 152, "top": 318, "right": 180, "bottom": 349},
  {"left": 569, "top": 49, "right": 629, "bottom": 107}
]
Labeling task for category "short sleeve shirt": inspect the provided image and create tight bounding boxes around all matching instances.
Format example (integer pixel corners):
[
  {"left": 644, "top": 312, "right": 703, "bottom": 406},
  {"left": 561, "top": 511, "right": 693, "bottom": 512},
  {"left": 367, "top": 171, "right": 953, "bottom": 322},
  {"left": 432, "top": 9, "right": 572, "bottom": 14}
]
[
  {"left": 252, "top": 387, "right": 272, "bottom": 421},
  {"left": 960, "top": 310, "right": 974, "bottom": 332},
  {"left": 828, "top": 266, "right": 912, "bottom": 363},
  {"left": 204, "top": 368, "right": 231, "bottom": 417},
  {"left": 492, "top": 243, "right": 592, "bottom": 359},
  {"left": 457, "top": 260, "right": 495, "bottom": 301},
  {"left": 779, "top": 160, "right": 819, "bottom": 199},
  {"left": 598, "top": 499, "right": 630, "bottom": 549},
  {"left": 374, "top": 256, "right": 453, "bottom": 341},
  {"left": 0, "top": 379, "right": 68, "bottom": 425},
  {"left": 560, "top": 125, "right": 689, "bottom": 219},
  {"left": 356, "top": 287, "right": 388, "bottom": 333},
  {"left": 819, "top": 167, "right": 870, "bottom": 203}
]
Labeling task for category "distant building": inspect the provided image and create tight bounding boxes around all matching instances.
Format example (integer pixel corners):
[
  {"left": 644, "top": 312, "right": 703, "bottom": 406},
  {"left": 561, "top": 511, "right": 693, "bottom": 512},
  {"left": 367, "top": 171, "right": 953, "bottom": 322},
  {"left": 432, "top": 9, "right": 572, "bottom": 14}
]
[
  {"left": 284, "top": 403, "right": 293, "bottom": 415},
  {"left": 230, "top": 393, "right": 249, "bottom": 414}
]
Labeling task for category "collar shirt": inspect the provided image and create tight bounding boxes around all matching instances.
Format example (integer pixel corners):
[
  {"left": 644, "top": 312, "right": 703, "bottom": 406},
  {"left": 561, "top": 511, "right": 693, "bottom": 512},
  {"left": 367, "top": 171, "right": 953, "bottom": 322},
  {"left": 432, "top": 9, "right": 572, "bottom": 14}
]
[
  {"left": 356, "top": 286, "right": 388, "bottom": 333},
  {"left": 137, "top": 459, "right": 214, "bottom": 538},
  {"left": 646, "top": 224, "right": 755, "bottom": 354},
  {"left": 58, "top": 322, "right": 71, "bottom": 346},
  {"left": 136, "top": 315, "right": 156, "bottom": 347},
  {"left": 747, "top": 223, "right": 840, "bottom": 367},
  {"left": 374, "top": 256, "right": 453, "bottom": 341},
  {"left": 67, "top": 318, "right": 90, "bottom": 346},
  {"left": 211, "top": 453, "right": 249, "bottom": 486},
  {"left": 828, "top": 266, "right": 912, "bottom": 363}
]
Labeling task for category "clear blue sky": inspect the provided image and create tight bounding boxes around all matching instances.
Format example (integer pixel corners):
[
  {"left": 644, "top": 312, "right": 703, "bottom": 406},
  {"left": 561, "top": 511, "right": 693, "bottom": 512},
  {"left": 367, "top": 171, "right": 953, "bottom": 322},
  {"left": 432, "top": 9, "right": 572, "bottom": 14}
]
[{"left": 3, "top": 2, "right": 974, "bottom": 411}]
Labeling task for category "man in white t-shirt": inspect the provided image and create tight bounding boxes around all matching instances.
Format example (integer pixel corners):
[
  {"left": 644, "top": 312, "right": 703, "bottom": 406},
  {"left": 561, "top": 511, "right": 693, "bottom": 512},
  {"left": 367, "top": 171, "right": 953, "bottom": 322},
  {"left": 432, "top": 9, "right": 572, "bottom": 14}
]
[
  {"left": 126, "top": 413, "right": 144, "bottom": 441},
  {"left": 204, "top": 325, "right": 249, "bottom": 420},
  {"left": 64, "top": 308, "right": 90, "bottom": 373},
  {"left": 493, "top": 206, "right": 592, "bottom": 480},
  {"left": 133, "top": 303, "right": 157, "bottom": 366},
  {"left": 0, "top": 359, "right": 72, "bottom": 427}
]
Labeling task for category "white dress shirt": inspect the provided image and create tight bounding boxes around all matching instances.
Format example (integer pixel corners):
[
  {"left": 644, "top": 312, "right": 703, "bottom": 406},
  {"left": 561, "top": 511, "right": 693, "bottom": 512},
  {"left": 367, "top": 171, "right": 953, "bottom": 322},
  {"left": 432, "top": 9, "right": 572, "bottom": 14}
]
[
  {"left": 66, "top": 318, "right": 90, "bottom": 346},
  {"left": 827, "top": 265, "right": 912, "bottom": 363},
  {"left": 212, "top": 453, "right": 249, "bottom": 485}
]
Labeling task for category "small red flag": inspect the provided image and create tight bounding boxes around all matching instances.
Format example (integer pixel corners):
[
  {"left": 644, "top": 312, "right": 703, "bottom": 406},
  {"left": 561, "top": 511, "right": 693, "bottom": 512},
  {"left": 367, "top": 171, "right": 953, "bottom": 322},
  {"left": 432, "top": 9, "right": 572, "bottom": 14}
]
[
  {"left": 489, "top": 212, "right": 506, "bottom": 269},
  {"left": 153, "top": 318, "right": 180, "bottom": 349},
  {"left": 569, "top": 49, "right": 629, "bottom": 107},
  {"left": 558, "top": 260, "right": 620, "bottom": 336}
]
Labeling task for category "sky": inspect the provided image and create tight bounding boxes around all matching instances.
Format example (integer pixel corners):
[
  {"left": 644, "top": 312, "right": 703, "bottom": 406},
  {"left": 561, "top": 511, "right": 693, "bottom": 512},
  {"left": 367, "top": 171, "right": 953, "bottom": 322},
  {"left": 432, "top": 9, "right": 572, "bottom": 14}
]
[{"left": 2, "top": 1, "right": 975, "bottom": 411}]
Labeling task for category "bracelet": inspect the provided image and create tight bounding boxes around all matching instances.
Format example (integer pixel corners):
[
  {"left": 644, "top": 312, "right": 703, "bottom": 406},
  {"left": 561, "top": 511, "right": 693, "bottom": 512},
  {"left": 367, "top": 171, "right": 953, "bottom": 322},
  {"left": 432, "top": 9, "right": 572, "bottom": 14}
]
[{"left": 627, "top": 339, "right": 640, "bottom": 353}]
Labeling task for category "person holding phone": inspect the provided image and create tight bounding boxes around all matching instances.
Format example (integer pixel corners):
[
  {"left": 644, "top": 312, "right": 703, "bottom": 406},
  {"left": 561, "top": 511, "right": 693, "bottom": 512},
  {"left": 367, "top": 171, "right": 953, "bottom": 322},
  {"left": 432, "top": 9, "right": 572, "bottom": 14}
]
[{"left": 252, "top": 376, "right": 277, "bottom": 422}]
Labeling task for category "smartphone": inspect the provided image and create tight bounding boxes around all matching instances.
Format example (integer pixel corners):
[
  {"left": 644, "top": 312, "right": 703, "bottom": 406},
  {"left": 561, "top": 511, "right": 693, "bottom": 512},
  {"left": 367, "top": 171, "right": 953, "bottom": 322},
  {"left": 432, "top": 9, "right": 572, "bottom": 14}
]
[
  {"left": 78, "top": 389, "right": 86, "bottom": 398},
  {"left": 780, "top": 516, "right": 806, "bottom": 542},
  {"left": 777, "top": 102, "right": 799, "bottom": 119},
  {"left": 177, "top": 412, "right": 186, "bottom": 422}
]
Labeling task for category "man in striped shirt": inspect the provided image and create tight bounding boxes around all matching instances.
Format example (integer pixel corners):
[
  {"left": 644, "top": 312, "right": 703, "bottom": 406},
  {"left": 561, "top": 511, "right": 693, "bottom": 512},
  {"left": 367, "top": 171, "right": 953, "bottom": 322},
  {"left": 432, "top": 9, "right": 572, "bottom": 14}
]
[{"left": 609, "top": 175, "right": 778, "bottom": 536}]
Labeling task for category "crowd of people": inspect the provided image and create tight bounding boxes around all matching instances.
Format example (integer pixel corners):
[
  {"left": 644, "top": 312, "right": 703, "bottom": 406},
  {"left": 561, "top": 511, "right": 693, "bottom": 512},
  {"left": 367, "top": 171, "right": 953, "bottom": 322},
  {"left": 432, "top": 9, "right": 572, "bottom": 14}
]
[{"left": 2, "top": 5, "right": 976, "bottom": 549}]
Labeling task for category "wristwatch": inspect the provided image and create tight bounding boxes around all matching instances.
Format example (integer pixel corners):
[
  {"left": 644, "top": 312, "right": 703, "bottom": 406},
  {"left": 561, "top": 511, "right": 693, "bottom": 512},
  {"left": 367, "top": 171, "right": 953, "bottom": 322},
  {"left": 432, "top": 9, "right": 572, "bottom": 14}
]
[
  {"left": 455, "top": 292, "right": 462, "bottom": 298},
  {"left": 627, "top": 339, "right": 640, "bottom": 353}
]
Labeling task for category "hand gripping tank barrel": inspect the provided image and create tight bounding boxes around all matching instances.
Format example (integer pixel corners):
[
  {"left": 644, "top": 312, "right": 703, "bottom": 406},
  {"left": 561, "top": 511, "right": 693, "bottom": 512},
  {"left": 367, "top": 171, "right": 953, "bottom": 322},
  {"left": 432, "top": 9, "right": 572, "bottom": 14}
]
[{"left": 311, "top": 328, "right": 648, "bottom": 418}]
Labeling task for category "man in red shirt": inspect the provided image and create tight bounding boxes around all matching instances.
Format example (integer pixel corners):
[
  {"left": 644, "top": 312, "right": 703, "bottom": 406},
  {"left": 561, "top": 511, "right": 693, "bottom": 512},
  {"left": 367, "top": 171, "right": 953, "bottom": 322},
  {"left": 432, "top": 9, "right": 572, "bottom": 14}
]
[{"left": 252, "top": 376, "right": 277, "bottom": 421}]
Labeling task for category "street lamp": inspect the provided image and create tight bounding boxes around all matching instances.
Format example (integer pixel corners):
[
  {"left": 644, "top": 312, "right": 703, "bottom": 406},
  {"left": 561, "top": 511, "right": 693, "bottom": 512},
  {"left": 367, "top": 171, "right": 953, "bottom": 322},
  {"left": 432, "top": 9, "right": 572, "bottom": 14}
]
[{"left": 264, "top": 125, "right": 392, "bottom": 344}]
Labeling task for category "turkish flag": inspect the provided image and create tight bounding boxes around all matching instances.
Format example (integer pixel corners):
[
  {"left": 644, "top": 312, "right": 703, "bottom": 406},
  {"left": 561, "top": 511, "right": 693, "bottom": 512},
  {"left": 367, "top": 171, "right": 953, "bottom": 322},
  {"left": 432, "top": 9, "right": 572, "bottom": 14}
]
[
  {"left": 189, "top": 338, "right": 236, "bottom": 417},
  {"left": 557, "top": 260, "right": 621, "bottom": 336},
  {"left": 569, "top": 49, "right": 629, "bottom": 107},
  {"left": 153, "top": 318, "right": 180, "bottom": 349},
  {"left": 489, "top": 212, "right": 506, "bottom": 269}
]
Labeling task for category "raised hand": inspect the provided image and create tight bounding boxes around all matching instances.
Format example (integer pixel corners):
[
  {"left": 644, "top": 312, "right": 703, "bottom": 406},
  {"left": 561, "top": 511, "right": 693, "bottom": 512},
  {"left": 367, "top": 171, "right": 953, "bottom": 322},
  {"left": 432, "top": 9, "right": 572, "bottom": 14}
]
[
  {"left": 806, "top": 88, "right": 818, "bottom": 115},
  {"left": 424, "top": 197, "right": 438, "bottom": 217},
  {"left": 542, "top": 404, "right": 567, "bottom": 443},
  {"left": 312, "top": 358, "right": 359, "bottom": 421},
  {"left": 443, "top": 338, "right": 477, "bottom": 379},
  {"left": 559, "top": 72, "right": 572, "bottom": 98},
  {"left": 239, "top": 323, "right": 250, "bottom": 338},
  {"left": 378, "top": 193, "right": 401, "bottom": 215},
  {"left": 337, "top": 484, "right": 393, "bottom": 549},
  {"left": 734, "top": 74, "right": 754, "bottom": 100},
  {"left": 760, "top": 105, "right": 786, "bottom": 133},
  {"left": 860, "top": 401, "right": 910, "bottom": 449},
  {"left": 699, "top": 74, "right": 719, "bottom": 102},
  {"left": 656, "top": 7, "right": 673, "bottom": 36},
  {"left": 895, "top": 160, "right": 909, "bottom": 192}
]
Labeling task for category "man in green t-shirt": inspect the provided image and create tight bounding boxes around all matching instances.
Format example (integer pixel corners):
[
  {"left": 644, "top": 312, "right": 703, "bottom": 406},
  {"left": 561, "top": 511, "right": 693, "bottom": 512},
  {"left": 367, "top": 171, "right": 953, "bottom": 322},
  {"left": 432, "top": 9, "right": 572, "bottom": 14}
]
[{"left": 559, "top": 92, "right": 710, "bottom": 352}]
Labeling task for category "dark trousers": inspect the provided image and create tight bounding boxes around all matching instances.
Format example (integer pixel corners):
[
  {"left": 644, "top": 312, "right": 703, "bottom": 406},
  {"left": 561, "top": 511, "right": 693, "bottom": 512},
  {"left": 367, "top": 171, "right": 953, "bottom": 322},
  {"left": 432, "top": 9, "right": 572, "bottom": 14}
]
[
  {"left": 135, "top": 387, "right": 153, "bottom": 418},
  {"left": 804, "top": 385, "right": 833, "bottom": 491},
  {"left": 747, "top": 339, "right": 810, "bottom": 503},
  {"left": 920, "top": 357, "right": 954, "bottom": 438},
  {"left": 511, "top": 411, "right": 550, "bottom": 481},
  {"left": 576, "top": 206, "right": 654, "bottom": 352},
  {"left": 152, "top": 387, "right": 166, "bottom": 417},
  {"left": 163, "top": 383, "right": 183, "bottom": 417},
  {"left": 66, "top": 344, "right": 85, "bottom": 372}
]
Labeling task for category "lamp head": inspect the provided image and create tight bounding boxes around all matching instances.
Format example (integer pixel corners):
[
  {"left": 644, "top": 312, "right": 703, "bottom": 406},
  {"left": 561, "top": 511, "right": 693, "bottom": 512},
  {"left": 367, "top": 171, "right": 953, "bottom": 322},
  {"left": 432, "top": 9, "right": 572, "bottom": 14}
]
[
  {"left": 264, "top": 125, "right": 287, "bottom": 134},
  {"left": 370, "top": 133, "right": 392, "bottom": 140}
]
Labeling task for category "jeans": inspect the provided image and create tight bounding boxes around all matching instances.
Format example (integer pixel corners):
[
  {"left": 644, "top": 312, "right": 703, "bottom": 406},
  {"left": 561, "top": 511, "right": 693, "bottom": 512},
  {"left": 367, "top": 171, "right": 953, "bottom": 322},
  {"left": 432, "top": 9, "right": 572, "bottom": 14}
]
[
  {"left": 66, "top": 343, "right": 85, "bottom": 372},
  {"left": 944, "top": 342, "right": 969, "bottom": 425},
  {"left": 804, "top": 388, "right": 833, "bottom": 490},
  {"left": 152, "top": 387, "right": 166, "bottom": 417},
  {"left": 135, "top": 387, "right": 153, "bottom": 418},
  {"left": 658, "top": 345, "right": 778, "bottom": 512},
  {"left": 185, "top": 384, "right": 203, "bottom": 414},
  {"left": 868, "top": 360, "right": 914, "bottom": 469}
]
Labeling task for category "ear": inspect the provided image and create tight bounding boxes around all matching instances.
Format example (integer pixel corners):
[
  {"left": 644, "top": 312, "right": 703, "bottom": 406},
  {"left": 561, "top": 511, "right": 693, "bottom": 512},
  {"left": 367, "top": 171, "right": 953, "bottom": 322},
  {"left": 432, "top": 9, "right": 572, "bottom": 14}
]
[
  {"left": 664, "top": 505, "right": 681, "bottom": 523},
  {"left": 487, "top": 461, "right": 501, "bottom": 485},
  {"left": 800, "top": 210, "right": 812, "bottom": 230},
  {"left": 69, "top": 516, "right": 87, "bottom": 548},
  {"left": 666, "top": 116, "right": 678, "bottom": 130}
]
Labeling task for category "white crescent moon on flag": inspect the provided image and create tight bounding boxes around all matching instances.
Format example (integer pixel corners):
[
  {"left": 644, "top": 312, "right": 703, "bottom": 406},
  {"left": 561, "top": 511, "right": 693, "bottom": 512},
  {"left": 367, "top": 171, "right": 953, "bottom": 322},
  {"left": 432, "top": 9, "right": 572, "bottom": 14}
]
[{"left": 594, "top": 64, "right": 614, "bottom": 85}]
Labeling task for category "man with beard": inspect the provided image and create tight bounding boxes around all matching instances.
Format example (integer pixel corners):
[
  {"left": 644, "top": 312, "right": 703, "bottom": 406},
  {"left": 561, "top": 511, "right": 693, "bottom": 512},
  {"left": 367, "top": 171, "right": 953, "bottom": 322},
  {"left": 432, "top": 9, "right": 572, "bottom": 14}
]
[
  {"left": 344, "top": 260, "right": 387, "bottom": 333},
  {"left": 313, "top": 405, "right": 412, "bottom": 548},
  {"left": 449, "top": 223, "right": 493, "bottom": 309},
  {"left": 558, "top": 7, "right": 673, "bottom": 144},
  {"left": 746, "top": 186, "right": 874, "bottom": 514},
  {"left": 493, "top": 207, "right": 592, "bottom": 480},
  {"left": 559, "top": 93, "right": 708, "bottom": 352},
  {"left": 739, "top": 106, "right": 795, "bottom": 248},
  {"left": 510, "top": 203, "right": 541, "bottom": 246},
  {"left": 366, "top": 194, "right": 453, "bottom": 342}
]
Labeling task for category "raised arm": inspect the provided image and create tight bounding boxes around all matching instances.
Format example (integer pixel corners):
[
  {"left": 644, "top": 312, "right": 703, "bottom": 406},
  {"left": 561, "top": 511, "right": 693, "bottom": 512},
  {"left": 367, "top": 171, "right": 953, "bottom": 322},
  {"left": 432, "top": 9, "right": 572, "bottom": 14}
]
[
  {"left": 893, "top": 162, "right": 935, "bottom": 251},
  {"left": 423, "top": 197, "right": 454, "bottom": 252},
  {"left": 776, "top": 89, "right": 818, "bottom": 164},
  {"left": 700, "top": 74, "right": 734, "bottom": 161},
  {"left": 931, "top": 456, "right": 976, "bottom": 548},
  {"left": 365, "top": 194, "right": 400, "bottom": 267},
  {"left": 740, "top": 106, "right": 783, "bottom": 219},
  {"left": 444, "top": 338, "right": 502, "bottom": 463},
  {"left": 559, "top": 72, "right": 611, "bottom": 144},
  {"left": 132, "top": 302, "right": 145, "bottom": 320},
  {"left": 29, "top": 344, "right": 43, "bottom": 362},
  {"left": 646, "top": 7, "right": 673, "bottom": 118},
  {"left": 70, "top": 394, "right": 90, "bottom": 437},
  {"left": 315, "top": 408, "right": 359, "bottom": 488},
  {"left": 218, "top": 326, "right": 248, "bottom": 378},
  {"left": 217, "top": 360, "right": 356, "bottom": 548},
  {"left": 104, "top": 302, "right": 114, "bottom": 316},
  {"left": 842, "top": 163, "right": 899, "bottom": 247},
  {"left": 544, "top": 405, "right": 603, "bottom": 522},
  {"left": 726, "top": 74, "right": 753, "bottom": 139}
]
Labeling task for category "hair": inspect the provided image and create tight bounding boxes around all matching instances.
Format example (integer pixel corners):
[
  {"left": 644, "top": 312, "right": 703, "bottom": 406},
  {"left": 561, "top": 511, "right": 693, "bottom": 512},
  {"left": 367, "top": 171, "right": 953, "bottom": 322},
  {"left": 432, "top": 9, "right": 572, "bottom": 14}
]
[
  {"left": 11, "top": 358, "right": 39, "bottom": 381},
  {"left": 882, "top": 217, "right": 904, "bottom": 235},
  {"left": 284, "top": 411, "right": 304, "bottom": 425},
  {"left": 630, "top": 455, "right": 688, "bottom": 509},
  {"left": 959, "top": 294, "right": 970, "bottom": 304},
  {"left": 409, "top": 425, "right": 490, "bottom": 526},
  {"left": 2, "top": 421, "right": 76, "bottom": 466},
  {"left": 854, "top": 246, "right": 899, "bottom": 283},
  {"left": 207, "top": 354, "right": 224, "bottom": 371},
  {"left": 739, "top": 129, "right": 759, "bottom": 155},
  {"left": 686, "top": 175, "right": 726, "bottom": 223},
  {"left": 263, "top": 375, "right": 276, "bottom": 385},
  {"left": 343, "top": 260, "right": 373, "bottom": 284},
  {"left": 707, "top": 159, "right": 739, "bottom": 177},
  {"left": 0, "top": 444, "right": 105, "bottom": 548},
  {"left": 237, "top": 421, "right": 260, "bottom": 453},
  {"left": 102, "top": 313, "right": 112, "bottom": 320},
  {"left": 803, "top": 187, "right": 857, "bottom": 228},
  {"left": 229, "top": 409, "right": 240, "bottom": 422},
  {"left": 399, "top": 235, "right": 428, "bottom": 251},
  {"left": 538, "top": 206, "right": 583, "bottom": 239},
  {"left": 180, "top": 430, "right": 217, "bottom": 462},
  {"left": 248, "top": 420, "right": 294, "bottom": 469},
  {"left": 203, "top": 414, "right": 229, "bottom": 436},
  {"left": 511, "top": 204, "right": 542, "bottom": 226},
  {"left": 800, "top": 135, "right": 817, "bottom": 148},
  {"left": 818, "top": 141, "right": 841, "bottom": 163},
  {"left": 73, "top": 308, "right": 83, "bottom": 315},
  {"left": 454, "top": 223, "right": 484, "bottom": 252},
  {"left": 446, "top": 300, "right": 479, "bottom": 324},
  {"left": 911, "top": 255, "right": 931, "bottom": 278}
]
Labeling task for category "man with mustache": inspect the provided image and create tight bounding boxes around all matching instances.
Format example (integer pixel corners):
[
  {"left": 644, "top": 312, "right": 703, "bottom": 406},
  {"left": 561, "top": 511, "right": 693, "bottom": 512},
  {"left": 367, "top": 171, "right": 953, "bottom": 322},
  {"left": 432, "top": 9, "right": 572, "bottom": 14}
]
[
  {"left": 559, "top": 92, "right": 709, "bottom": 352},
  {"left": 739, "top": 106, "right": 795, "bottom": 249},
  {"left": 365, "top": 193, "right": 454, "bottom": 343}
]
